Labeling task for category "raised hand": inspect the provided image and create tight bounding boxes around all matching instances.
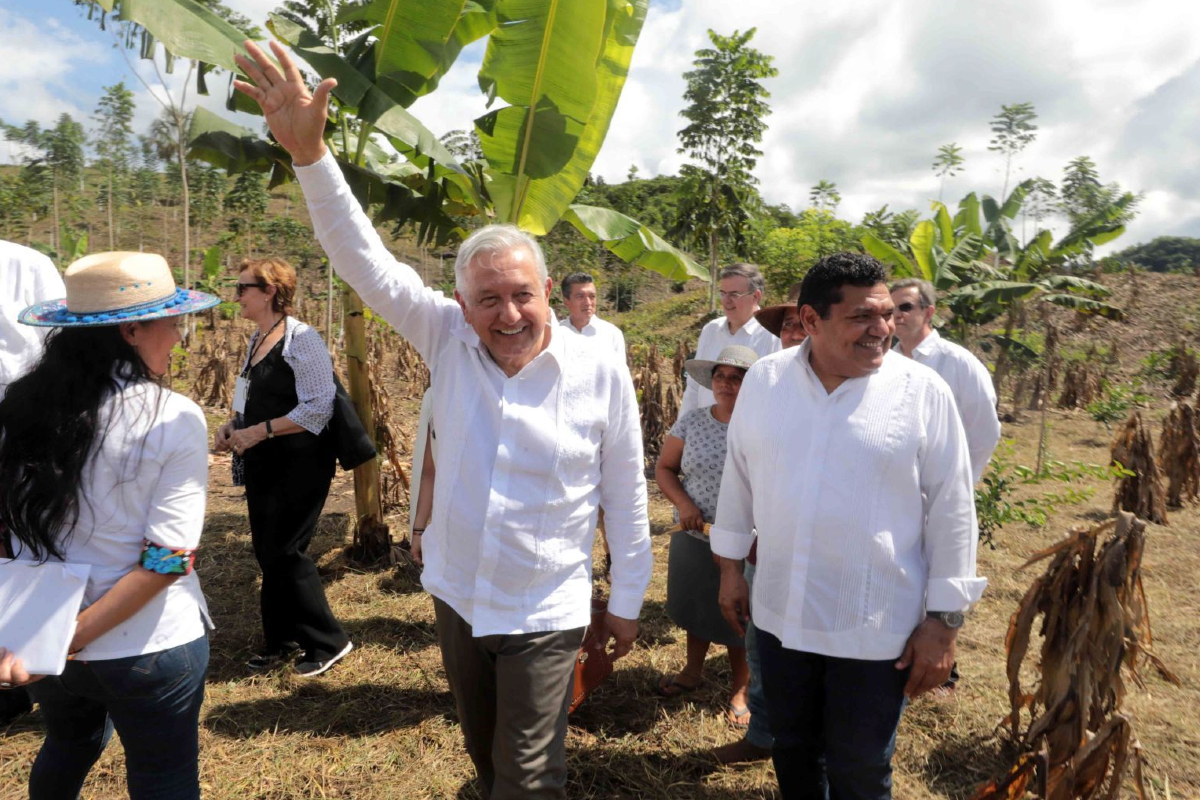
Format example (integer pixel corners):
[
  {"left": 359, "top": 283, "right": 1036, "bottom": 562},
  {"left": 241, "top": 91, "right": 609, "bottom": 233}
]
[{"left": 233, "top": 39, "right": 337, "bottom": 166}]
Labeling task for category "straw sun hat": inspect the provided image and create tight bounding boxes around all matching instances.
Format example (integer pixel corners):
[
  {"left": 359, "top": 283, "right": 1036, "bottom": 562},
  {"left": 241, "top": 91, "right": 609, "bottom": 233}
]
[
  {"left": 683, "top": 345, "right": 760, "bottom": 390},
  {"left": 19, "top": 251, "right": 219, "bottom": 327}
]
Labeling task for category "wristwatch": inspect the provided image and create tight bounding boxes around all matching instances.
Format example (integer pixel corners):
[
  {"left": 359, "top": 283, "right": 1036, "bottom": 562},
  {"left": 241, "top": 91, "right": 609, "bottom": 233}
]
[
  {"left": 927, "top": 610, "right": 965, "bottom": 629},
  {"left": 265, "top": 419, "right": 275, "bottom": 439}
]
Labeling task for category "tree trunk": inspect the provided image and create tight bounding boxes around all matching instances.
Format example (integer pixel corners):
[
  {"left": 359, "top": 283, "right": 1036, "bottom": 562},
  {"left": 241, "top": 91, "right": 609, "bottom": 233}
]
[
  {"left": 52, "top": 181, "right": 60, "bottom": 256},
  {"left": 991, "top": 305, "right": 1018, "bottom": 400},
  {"left": 107, "top": 172, "right": 115, "bottom": 250},
  {"left": 708, "top": 230, "right": 719, "bottom": 312},
  {"left": 177, "top": 119, "right": 192, "bottom": 342},
  {"left": 342, "top": 284, "right": 390, "bottom": 562}
]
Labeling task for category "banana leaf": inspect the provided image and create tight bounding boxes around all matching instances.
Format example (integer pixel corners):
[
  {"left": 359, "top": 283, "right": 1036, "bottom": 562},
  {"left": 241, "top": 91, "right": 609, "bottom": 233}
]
[
  {"left": 953, "top": 192, "right": 982, "bottom": 240},
  {"left": 187, "top": 106, "right": 283, "bottom": 174},
  {"left": 477, "top": 0, "right": 643, "bottom": 234},
  {"left": 861, "top": 232, "right": 916, "bottom": 277},
  {"left": 953, "top": 280, "right": 1040, "bottom": 305},
  {"left": 909, "top": 220, "right": 937, "bottom": 282},
  {"left": 269, "top": 14, "right": 471, "bottom": 186},
  {"left": 933, "top": 202, "right": 955, "bottom": 251},
  {"left": 564, "top": 204, "right": 707, "bottom": 282},
  {"left": 340, "top": 0, "right": 497, "bottom": 107},
  {"left": 1039, "top": 274, "right": 1112, "bottom": 298},
  {"left": 1040, "top": 294, "right": 1124, "bottom": 320},
  {"left": 96, "top": 0, "right": 250, "bottom": 73}
]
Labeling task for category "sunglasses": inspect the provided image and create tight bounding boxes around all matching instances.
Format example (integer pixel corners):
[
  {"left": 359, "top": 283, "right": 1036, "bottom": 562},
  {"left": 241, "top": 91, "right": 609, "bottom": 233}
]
[
  {"left": 896, "top": 302, "right": 924, "bottom": 313},
  {"left": 236, "top": 281, "right": 268, "bottom": 297}
]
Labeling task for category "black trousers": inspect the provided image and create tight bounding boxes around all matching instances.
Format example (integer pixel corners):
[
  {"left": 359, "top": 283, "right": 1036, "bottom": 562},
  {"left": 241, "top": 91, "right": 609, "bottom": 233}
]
[
  {"left": 244, "top": 438, "right": 348, "bottom": 661},
  {"left": 757, "top": 630, "right": 909, "bottom": 800}
]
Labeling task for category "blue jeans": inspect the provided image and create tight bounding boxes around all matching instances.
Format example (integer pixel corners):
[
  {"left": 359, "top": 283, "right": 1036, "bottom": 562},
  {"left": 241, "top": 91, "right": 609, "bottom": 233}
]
[
  {"left": 743, "top": 561, "right": 773, "bottom": 750},
  {"left": 26, "top": 635, "right": 209, "bottom": 800},
  {"left": 756, "top": 630, "right": 908, "bottom": 800}
]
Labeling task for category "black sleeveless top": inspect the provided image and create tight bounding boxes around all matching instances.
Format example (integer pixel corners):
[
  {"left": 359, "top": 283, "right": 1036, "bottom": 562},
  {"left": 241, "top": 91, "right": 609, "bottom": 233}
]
[{"left": 242, "top": 340, "right": 331, "bottom": 464}]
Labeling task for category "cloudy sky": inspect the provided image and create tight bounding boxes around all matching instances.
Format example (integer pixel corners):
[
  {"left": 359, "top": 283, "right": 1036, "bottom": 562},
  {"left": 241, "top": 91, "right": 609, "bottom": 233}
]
[{"left": 4, "top": 0, "right": 1199, "bottom": 253}]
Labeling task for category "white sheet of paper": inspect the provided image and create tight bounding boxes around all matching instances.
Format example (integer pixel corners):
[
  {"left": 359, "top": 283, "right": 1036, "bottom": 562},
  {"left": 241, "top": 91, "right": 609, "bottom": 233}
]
[
  {"left": 0, "top": 560, "right": 91, "bottom": 675},
  {"left": 233, "top": 376, "right": 249, "bottom": 414}
]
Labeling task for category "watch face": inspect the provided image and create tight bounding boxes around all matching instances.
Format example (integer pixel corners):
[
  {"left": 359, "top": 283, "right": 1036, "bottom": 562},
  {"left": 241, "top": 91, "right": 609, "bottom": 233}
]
[{"left": 943, "top": 611, "right": 964, "bottom": 627}]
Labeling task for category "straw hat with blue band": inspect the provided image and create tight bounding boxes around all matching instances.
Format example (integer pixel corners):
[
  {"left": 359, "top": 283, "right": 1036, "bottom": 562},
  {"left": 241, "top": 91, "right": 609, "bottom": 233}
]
[{"left": 19, "top": 251, "right": 220, "bottom": 328}]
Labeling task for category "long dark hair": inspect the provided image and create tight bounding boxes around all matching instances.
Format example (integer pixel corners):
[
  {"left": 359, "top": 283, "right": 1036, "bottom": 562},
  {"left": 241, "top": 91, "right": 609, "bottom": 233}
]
[{"left": 0, "top": 325, "right": 153, "bottom": 561}]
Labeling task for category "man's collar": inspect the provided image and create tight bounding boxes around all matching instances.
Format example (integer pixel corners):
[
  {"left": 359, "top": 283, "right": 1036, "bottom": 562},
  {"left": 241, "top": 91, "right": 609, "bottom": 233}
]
[
  {"left": 723, "top": 313, "right": 763, "bottom": 336},
  {"left": 912, "top": 327, "right": 942, "bottom": 357}
]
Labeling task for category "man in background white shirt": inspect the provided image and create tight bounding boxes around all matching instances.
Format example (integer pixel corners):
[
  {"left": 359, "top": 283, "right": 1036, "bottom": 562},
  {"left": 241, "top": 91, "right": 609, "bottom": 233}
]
[
  {"left": 890, "top": 278, "right": 1000, "bottom": 485},
  {"left": 891, "top": 278, "right": 1001, "bottom": 699},
  {"left": 679, "top": 263, "right": 780, "bottom": 416},
  {"left": 559, "top": 272, "right": 626, "bottom": 360},
  {"left": 233, "top": 40, "right": 652, "bottom": 800},
  {"left": 713, "top": 253, "right": 985, "bottom": 799},
  {"left": 0, "top": 239, "right": 63, "bottom": 724},
  {"left": 0, "top": 240, "right": 64, "bottom": 398}
]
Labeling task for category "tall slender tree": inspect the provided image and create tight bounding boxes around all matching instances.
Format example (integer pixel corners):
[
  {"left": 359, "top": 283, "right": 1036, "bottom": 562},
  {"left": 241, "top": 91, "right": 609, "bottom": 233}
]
[
  {"left": 92, "top": 82, "right": 137, "bottom": 250},
  {"left": 809, "top": 180, "right": 841, "bottom": 213},
  {"left": 676, "top": 28, "right": 778, "bottom": 309},
  {"left": 932, "top": 142, "right": 964, "bottom": 202},
  {"left": 989, "top": 102, "right": 1038, "bottom": 200}
]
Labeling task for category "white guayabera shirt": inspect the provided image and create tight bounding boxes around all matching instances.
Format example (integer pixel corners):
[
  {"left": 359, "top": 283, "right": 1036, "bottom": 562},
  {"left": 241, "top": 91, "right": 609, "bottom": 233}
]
[
  {"left": 296, "top": 153, "right": 652, "bottom": 636},
  {"left": 909, "top": 329, "right": 1001, "bottom": 484},
  {"left": 710, "top": 341, "right": 987, "bottom": 661},
  {"left": 560, "top": 314, "right": 627, "bottom": 361},
  {"left": 679, "top": 314, "right": 780, "bottom": 416}
]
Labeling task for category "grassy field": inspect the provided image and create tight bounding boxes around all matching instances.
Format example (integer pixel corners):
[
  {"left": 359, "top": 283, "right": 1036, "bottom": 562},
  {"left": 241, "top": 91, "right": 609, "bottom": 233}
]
[{"left": 2, "top": 273, "right": 1198, "bottom": 799}]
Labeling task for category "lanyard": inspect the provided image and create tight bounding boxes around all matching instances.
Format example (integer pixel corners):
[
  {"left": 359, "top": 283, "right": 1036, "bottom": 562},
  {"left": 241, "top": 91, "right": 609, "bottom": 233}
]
[{"left": 242, "top": 315, "right": 286, "bottom": 377}]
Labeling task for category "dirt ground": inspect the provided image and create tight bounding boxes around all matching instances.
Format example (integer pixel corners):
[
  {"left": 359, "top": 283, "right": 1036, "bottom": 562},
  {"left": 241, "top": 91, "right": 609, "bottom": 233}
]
[{"left": 2, "top": 273, "right": 1199, "bottom": 799}]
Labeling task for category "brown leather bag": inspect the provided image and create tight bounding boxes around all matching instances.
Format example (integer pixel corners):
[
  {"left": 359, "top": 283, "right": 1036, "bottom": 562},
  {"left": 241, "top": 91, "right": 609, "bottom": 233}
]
[{"left": 569, "top": 597, "right": 613, "bottom": 713}]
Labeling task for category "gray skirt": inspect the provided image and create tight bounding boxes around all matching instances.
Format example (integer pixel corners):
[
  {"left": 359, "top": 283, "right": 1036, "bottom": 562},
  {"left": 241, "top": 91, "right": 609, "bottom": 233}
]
[{"left": 665, "top": 531, "right": 744, "bottom": 648}]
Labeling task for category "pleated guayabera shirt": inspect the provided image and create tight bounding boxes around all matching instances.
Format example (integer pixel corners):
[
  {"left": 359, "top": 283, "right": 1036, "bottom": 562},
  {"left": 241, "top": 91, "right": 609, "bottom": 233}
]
[
  {"left": 295, "top": 153, "right": 652, "bottom": 637},
  {"left": 710, "top": 341, "right": 987, "bottom": 661}
]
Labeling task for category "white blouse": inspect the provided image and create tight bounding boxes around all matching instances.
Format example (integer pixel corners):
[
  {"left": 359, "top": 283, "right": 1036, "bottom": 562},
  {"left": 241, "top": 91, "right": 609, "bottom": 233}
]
[
  {"left": 710, "top": 341, "right": 986, "bottom": 661},
  {"left": 10, "top": 379, "right": 211, "bottom": 660}
]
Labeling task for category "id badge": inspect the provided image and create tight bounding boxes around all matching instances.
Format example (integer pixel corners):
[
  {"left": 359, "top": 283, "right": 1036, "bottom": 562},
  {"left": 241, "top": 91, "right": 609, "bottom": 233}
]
[{"left": 233, "top": 376, "right": 250, "bottom": 414}]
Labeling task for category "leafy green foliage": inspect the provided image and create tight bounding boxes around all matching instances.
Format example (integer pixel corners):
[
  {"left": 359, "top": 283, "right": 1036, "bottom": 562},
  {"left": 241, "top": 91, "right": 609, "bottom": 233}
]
[
  {"left": 758, "top": 210, "right": 860, "bottom": 295},
  {"left": 988, "top": 102, "right": 1038, "bottom": 199},
  {"left": 975, "top": 442, "right": 1129, "bottom": 548},
  {"left": 1086, "top": 381, "right": 1152, "bottom": 429},
  {"left": 1109, "top": 236, "right": 1200, "bottom": 273}
]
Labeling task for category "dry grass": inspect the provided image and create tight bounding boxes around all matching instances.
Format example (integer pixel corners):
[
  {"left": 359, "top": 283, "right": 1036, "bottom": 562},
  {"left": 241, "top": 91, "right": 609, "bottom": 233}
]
[{"left": 3, "top": 275, "right": 1200, "bottom": 799}]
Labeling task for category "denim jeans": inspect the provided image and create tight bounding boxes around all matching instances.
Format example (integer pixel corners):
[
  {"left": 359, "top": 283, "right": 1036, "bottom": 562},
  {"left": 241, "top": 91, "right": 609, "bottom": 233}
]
[
  {"left": 26, "top": 635, "right": 209, "bottom": 800},
  {"left": 756, "top": 630, "right": 908, "bottom": 800},
  {"left": 743, "top": 561, "right": 774, "bottom": 750}
]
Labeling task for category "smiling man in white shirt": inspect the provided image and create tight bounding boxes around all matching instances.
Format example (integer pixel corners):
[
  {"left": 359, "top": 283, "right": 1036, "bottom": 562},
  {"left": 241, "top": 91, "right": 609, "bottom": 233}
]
[
  {"left": 559, "top": 272, "right": 626, "bottom": 360},
  {"left": 679, "top": 263, "right": 780, "bottom": 416},
  {"left": 712, "top": 253, "right": 986, "bottom": 799},
  {"left": 233, "top": 41, "right": 652, "bottom": 800}
]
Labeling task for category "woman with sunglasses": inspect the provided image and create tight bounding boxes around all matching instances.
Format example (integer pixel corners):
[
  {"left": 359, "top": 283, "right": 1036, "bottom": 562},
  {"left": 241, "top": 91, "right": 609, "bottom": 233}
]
[
  {"left": 213, "top": 258, "right": 352, "bottom": 677},
  {"left": 0, "top": 252, "right": 218, "bottom": 799}
]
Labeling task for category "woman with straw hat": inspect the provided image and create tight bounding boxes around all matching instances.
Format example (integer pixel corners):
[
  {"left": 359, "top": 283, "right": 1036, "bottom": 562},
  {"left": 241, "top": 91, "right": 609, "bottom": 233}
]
[
  {"left": 654, "top": 344, "right": 759, "bottom": 728},
  {"left": 0, "top": 252, "right": 218, "bottom": 799}
]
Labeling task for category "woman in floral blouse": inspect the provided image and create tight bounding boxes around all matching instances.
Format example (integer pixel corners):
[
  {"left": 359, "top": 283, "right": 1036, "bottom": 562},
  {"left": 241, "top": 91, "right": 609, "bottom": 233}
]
[{"left": 654, "top": 345, "right": 760, "bottom": 728}]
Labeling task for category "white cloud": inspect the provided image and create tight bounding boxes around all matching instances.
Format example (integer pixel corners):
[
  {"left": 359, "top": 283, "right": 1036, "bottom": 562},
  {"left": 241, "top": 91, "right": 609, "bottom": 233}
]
[
  {"left": 0, "top": 10, "right": 110, "bottom": 135},
  {"left": 14, "top": 0, "right": 1200, "bottom": 253}
]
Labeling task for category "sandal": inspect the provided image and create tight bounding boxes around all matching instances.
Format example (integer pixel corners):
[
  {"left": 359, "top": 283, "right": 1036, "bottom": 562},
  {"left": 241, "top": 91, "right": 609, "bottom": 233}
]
[
  {"left": 656, "top": 673, "right": 701, "bottom": 698},
  {"left": 725, "top": 703, "right": 751, "bottom": 729}
]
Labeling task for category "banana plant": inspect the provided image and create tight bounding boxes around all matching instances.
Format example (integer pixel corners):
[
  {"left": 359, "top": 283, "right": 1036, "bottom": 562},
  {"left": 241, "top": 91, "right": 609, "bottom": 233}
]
[{"left": 105, "top": 0, "right": 705, "bottom": 561}]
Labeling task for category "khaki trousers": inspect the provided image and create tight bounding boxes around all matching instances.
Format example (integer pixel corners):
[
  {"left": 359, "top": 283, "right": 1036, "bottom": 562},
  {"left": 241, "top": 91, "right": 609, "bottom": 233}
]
[{"left": 434, "top": 597, "right": 585, "bottom": 800}]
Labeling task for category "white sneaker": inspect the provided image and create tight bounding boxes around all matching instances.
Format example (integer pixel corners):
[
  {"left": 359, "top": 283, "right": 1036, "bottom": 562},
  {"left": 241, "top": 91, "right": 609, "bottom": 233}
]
[{"left": 294, "top": 641, "right": 354, "bottom": 678}]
